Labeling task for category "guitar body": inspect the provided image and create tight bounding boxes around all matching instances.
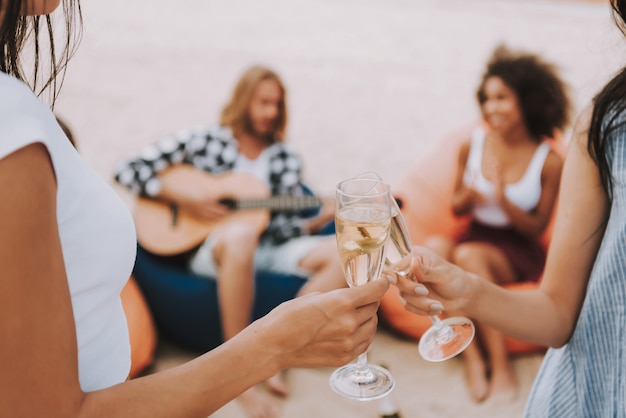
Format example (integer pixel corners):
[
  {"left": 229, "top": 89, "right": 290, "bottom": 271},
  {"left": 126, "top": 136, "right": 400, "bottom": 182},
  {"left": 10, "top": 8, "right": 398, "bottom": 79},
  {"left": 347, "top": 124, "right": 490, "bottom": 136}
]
[{"left": 134, "top": 167, "right": 271, "bottom": 256}]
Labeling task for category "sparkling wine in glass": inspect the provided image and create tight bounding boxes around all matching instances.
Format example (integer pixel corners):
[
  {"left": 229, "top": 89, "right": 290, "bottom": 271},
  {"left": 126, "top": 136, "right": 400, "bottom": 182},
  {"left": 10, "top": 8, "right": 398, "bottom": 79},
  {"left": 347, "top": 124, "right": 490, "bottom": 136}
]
[
  {"left": 386, "top": 198, "right": 475, "bottom": 362},
  {"left": 329, "top": 176, "right": 395, "bottom": 401}
]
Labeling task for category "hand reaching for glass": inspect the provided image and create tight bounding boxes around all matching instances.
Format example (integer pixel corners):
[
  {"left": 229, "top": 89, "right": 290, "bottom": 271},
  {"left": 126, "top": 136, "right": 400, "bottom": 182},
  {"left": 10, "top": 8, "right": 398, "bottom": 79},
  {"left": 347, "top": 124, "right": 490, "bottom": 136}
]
[
  {"left": 328, "top": 172, "right": 474, "bottom": 403},
  {"left": 385, "top": 198, "right": 475, "bottom": 362},
  {"left": 389, "top": 245, "right": 474, "bottom": 315}
]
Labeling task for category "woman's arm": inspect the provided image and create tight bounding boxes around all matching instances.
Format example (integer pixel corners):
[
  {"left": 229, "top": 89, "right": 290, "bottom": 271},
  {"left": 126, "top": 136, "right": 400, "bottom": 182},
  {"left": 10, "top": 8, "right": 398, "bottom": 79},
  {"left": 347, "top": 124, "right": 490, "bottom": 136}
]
[
  {"left": 0, "top": 143, "right": 85, "bottom": 416},
  {"left": 395, "top": 111, "right": 608, "bottom": 347},
  {"left": 1, "top": 143, "right": 389, "bottom": 417},
  {"left": 450, "top": 139, "right": 484, "bottom": 216},
  {"left": 84, "top": 283, "right": 387, "bottom": 418}
]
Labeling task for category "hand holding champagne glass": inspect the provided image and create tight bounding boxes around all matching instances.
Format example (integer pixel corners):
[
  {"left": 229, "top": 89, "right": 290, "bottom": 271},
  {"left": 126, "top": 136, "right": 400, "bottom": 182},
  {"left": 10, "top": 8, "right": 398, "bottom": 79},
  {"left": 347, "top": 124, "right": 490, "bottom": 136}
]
[
  {"left": 329, "top": 175, "right": 395, "bottom": 401},
  {"left": 386, "top": 198, "right": 475, "bottom": 362}
]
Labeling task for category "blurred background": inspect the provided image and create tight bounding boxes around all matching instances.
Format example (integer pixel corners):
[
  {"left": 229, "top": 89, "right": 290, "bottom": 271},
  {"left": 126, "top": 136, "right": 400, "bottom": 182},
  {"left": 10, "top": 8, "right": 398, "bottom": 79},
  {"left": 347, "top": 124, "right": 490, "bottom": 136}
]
[{"left": 54, "top": 0, "right": 625, "bottom": 200}]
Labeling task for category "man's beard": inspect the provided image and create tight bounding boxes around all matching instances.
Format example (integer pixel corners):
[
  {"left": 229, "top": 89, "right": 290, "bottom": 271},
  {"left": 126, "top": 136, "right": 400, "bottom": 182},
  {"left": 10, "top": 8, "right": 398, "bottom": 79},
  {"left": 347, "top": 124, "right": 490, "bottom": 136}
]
[{"left": 244, "top": 117, "right": 276, "bottom": 144}]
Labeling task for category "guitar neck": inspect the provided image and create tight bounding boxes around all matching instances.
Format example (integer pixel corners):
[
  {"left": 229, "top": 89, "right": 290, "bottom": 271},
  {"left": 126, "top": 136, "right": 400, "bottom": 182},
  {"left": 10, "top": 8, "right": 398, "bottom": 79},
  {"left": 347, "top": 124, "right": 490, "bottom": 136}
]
[{"left": 224, "top": 195, "right": 323, "bottom": 211}]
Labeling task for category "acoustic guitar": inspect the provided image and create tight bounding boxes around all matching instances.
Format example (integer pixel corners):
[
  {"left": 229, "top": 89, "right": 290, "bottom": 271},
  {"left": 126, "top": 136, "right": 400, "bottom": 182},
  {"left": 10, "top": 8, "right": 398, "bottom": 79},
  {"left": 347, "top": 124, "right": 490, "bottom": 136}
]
[{"left": 134, "top": 165, "right": 323, "bottom": 256}]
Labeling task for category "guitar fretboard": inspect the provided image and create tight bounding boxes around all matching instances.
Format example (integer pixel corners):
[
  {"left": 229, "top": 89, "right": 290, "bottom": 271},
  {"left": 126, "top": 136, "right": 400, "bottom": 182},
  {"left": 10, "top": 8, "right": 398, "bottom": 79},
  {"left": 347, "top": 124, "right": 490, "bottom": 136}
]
[{"left": 222, "top": 195, "right": 322, "bottom": 211}]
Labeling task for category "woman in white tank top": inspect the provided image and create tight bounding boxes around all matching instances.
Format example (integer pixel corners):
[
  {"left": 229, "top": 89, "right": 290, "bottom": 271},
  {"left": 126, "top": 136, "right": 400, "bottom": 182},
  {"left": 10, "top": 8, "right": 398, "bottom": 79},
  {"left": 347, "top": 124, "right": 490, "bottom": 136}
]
[{"left": 425, "top": 45, "right": 571, "bottom": 404}]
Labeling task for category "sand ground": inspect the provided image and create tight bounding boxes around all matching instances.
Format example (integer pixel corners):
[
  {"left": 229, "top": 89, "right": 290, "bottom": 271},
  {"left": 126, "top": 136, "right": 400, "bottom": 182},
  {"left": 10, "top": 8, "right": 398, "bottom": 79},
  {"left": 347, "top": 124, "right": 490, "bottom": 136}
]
[{"left": 53, "top": 0, "right": 625, "bottom": 417}]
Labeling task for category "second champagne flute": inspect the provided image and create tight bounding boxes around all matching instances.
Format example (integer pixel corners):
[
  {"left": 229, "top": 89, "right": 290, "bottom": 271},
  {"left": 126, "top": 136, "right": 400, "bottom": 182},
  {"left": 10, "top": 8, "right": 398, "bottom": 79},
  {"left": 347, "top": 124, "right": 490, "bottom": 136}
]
[
  {"left": 386, "top": 198, "right": 475, "bottom": 362},
  {"left": 329, "top": 176, "right": 395, "bottom": 401}
]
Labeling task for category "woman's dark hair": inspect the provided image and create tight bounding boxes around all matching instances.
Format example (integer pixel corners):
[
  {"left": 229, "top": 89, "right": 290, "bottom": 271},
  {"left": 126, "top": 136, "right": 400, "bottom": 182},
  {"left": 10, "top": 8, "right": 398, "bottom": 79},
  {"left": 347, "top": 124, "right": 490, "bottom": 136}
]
[
  {"left": 476, "top": 45, "right": 571, "bottom": 142},
  {"left": 0, "top": 0, "right": 82, "bottom": 105},
  {"left": 588, "top": 0, "right": 626, "bottom": 196}
]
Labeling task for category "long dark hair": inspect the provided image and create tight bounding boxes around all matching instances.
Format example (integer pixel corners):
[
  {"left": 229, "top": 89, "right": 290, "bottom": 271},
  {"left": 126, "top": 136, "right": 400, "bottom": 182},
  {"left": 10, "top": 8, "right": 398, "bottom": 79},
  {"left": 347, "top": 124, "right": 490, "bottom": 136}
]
[
  {"left": 588, "top": 0, "right": 626, "bottom": 196},
  {"left": 0, "top": 0, "right": 82, "bottom": 105}
]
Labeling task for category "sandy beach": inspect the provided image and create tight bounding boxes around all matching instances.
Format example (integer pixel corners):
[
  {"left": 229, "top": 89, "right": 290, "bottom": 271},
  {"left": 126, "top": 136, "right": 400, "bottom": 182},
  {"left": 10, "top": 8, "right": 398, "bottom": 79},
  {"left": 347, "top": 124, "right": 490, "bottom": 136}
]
[{"left": 53, "top": 0, "right": 625, "bottom": 417}]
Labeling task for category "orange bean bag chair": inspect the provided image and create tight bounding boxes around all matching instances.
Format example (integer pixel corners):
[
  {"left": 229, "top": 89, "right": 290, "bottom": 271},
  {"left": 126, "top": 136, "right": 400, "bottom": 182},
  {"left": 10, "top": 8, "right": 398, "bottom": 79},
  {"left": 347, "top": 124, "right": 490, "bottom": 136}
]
[
  {"left": 380, "top": 122, "right": 567, "bottom": 354},
  {"left": 121, "top": 276, "right": 158, "bottom": 378}
]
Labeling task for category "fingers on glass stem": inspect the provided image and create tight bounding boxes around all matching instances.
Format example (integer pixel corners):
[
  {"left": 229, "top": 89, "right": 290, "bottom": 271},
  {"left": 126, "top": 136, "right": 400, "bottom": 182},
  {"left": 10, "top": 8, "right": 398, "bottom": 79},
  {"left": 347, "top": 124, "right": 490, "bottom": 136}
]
[{"left": 429, "top": 302, "right": 443, "bottom": 315}]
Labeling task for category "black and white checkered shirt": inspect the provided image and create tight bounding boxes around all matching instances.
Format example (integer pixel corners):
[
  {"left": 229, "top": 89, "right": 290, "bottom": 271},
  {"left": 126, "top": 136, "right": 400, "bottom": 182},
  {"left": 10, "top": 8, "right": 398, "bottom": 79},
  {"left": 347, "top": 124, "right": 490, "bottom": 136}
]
[{"left": 114, "top": 125, "right": 313, "bottom": 245}]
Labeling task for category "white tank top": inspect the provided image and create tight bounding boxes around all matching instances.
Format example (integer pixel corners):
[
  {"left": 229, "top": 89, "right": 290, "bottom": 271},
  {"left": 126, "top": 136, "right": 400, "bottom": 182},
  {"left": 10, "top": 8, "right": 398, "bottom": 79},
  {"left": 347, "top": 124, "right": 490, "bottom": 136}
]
[
  {"left": 0, "top": 73, "right": 136, "bottom": 391},
  {"left": 234, "top": 145, "right": 272, "bottom": 186},
  {"left": 463, "top": 128, "right": 551, "bottom": 227}
]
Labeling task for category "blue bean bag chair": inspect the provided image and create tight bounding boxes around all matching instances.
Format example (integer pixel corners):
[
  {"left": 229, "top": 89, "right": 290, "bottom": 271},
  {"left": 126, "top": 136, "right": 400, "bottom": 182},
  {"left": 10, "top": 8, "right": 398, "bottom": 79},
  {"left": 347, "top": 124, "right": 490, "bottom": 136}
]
[
  {"left": 133, "top": 245, "right": 308, "bottom": 353},
  {"left": 132, "top": 183, "right": 332, "bottom": 353}
]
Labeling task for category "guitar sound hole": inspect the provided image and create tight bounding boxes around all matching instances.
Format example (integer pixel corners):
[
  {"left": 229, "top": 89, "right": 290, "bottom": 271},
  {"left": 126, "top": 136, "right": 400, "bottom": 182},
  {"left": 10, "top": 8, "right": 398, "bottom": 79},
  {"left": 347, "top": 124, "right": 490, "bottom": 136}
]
[{"left": 219, "top": 198, "right": 236, "bottom": 209}]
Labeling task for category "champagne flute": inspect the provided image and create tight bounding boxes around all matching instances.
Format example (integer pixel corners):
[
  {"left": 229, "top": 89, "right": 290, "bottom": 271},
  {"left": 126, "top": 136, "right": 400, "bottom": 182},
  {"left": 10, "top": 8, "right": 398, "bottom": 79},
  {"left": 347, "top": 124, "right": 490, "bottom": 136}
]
[
  {"left": 386, "top": 198, "right": 475, "bottom": 362},
  {"left": 329, "top": 176, "right": 395, "bottom": 401}
]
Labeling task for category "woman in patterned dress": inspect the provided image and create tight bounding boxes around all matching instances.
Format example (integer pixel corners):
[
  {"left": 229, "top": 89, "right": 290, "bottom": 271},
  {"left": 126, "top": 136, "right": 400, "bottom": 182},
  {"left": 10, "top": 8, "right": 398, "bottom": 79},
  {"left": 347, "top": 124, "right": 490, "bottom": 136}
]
[{"left": 393, "top": 1, "right": 626, "bottom": 415}]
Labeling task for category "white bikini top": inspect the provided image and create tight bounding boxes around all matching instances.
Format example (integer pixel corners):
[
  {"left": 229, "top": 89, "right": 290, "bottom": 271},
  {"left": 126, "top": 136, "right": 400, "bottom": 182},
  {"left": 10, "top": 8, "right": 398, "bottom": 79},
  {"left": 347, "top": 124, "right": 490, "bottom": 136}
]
[{"left": 463, "top": 128, "right": 551, "bottom": 227}]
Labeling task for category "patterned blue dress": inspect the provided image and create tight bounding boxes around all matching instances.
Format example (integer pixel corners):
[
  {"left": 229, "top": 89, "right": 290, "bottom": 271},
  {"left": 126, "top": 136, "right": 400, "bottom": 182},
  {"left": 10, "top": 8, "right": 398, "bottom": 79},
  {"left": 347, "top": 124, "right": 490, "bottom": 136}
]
[{"left": 524, "top": 113, "right": 626, "bottom": 417}]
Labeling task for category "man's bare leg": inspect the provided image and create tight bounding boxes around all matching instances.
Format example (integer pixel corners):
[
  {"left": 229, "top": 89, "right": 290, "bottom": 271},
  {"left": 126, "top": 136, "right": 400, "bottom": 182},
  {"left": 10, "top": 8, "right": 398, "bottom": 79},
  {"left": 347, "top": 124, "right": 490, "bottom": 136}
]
[
  {"left": 213, "top": 224, "right": 280, "bottom": 417},
  {"left": 297, "top": 237, "right": 346, "bottom": 296},
  {"left": 264, "top": 237, "right": 347, "bottom": 396}
]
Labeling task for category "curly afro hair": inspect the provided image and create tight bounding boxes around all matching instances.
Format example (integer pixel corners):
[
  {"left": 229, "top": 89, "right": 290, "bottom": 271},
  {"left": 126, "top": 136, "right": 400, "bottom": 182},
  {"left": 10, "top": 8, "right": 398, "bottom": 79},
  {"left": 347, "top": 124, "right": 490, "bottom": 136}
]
[{"left": 476, "top": 45, "right": 572, "bottom": 141}]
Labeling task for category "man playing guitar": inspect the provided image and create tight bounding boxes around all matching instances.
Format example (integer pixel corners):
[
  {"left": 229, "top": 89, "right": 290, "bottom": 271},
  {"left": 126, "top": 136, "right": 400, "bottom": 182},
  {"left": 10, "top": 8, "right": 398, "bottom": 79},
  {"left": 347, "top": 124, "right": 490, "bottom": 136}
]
[{"left": 114, "top": 65, "right": 343, "bottom": 418}]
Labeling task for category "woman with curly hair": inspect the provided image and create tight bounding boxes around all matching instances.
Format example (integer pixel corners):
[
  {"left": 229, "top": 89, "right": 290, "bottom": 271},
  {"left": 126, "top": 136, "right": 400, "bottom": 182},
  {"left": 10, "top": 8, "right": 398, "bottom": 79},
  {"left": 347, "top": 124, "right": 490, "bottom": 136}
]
[{"left": 424, "top": 44, "right": 571, "bottom": 402}]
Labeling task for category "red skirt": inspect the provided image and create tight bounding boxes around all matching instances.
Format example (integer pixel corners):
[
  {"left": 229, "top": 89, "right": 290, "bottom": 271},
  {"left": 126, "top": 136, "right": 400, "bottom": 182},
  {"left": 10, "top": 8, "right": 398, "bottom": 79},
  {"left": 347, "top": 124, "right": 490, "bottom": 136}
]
[{"left": 455, "top": 221, "right": 546, "bottom": 283}]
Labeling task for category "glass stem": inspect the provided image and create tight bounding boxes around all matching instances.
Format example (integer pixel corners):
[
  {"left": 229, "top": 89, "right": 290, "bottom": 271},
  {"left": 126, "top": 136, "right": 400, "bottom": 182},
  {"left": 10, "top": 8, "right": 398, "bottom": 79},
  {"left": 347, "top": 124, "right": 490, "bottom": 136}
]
[
  {"left": 351, "top": 351, "right": 377, "bottom": 384},
  {"left": 356, "top": 352, "right": 368, "bottom": 371},
  {"left": 429, "top": 315, "right": 444, "bottom": 329},
  {"left": 429, "top": 315, "right": 453, "bottom": 344}
]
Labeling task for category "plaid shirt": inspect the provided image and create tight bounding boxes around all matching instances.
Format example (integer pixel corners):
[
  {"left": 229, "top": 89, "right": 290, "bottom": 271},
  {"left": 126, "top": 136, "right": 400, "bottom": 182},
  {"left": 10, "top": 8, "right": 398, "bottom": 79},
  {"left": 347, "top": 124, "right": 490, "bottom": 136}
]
[{"left": 114, "top": 125, "right": 311, "bottom": 245}]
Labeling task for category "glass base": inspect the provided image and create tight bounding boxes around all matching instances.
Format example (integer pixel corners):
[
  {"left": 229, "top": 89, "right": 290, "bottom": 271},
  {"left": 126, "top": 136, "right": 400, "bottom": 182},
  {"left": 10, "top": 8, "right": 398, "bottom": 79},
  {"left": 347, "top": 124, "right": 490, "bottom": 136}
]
[
  {"left": 329, "top": 364, "right": 395, "bottom": 401},
  {"left": 418, "top": 316, "right": 475, "bottom": 362}
]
